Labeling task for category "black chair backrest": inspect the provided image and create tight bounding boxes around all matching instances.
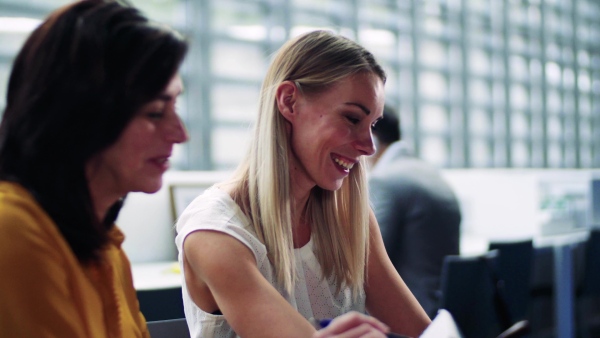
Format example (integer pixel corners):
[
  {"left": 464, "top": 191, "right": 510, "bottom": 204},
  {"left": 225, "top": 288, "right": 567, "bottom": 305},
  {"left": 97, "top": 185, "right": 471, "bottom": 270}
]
[
  {"left": 439, "top": 250, "right": 508, "bottom": 338},
  {"left": 489, "top": 239, "right": 534, "bottom": 322},
  {"left": 581, "top": 229, "right": 600, "bottom": 296},
  {"left": 147, "top": 318, "right": 190, "bottom": 338},
  {"left": 136, "top": 287, "right": 185, "bottom": 321}
]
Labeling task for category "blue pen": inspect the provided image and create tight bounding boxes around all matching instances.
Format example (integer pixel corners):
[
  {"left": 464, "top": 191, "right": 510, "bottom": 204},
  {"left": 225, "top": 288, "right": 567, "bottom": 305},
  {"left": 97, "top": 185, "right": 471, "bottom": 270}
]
[{"left": 317, "top": 318, "right": 412, "bottom": 338}]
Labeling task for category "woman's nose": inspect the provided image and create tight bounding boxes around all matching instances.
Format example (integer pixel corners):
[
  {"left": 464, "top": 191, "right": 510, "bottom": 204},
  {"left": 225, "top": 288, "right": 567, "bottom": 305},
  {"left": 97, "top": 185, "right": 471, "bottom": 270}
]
[
  {"left": 354, "top": 128, "right": 376, "bottom": 156},
  {"left": 166, "top": 114, "right": 188, "bottom": 144}
]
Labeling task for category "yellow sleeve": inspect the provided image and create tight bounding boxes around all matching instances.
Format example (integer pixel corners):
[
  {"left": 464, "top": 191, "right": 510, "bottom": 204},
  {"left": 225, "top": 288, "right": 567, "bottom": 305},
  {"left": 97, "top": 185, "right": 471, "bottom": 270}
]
[
  {"left": 0, "top": 206, "right": 87, "bottom": 338},
  {"left": 113, "top": 237, "right": 151, "bottom": 338}
]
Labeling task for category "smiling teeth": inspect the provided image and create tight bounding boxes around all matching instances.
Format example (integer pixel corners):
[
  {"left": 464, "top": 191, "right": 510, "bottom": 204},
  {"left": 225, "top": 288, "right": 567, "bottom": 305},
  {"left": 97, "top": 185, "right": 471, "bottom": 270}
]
[{"left": 334, "top": 157, "right": 354, "bottom": 170}]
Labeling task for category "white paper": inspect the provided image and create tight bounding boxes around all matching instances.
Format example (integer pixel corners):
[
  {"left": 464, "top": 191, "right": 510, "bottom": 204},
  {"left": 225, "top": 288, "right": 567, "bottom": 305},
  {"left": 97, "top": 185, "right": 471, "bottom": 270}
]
[{"left": 419, "top": 309, "right": 463, "bottom": 338}]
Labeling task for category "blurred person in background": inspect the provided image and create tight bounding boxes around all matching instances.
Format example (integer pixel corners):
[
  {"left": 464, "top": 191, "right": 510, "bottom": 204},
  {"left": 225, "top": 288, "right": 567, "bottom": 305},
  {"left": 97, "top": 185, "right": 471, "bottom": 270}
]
[
  {"left": 0, "top": 0, "right": 188, "bottom": 336},
  {"left": 176, "top": 30, "right": 431, "bottom": 338},
  {"left": 369, "top": 105, "right": 461, "bottom": 319}
]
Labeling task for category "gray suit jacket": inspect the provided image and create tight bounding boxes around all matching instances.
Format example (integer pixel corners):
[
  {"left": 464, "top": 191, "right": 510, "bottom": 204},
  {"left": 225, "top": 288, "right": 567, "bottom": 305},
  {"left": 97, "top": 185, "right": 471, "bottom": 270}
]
[{"left": 369, "top": 141, "right": 461, "bottom": 318}]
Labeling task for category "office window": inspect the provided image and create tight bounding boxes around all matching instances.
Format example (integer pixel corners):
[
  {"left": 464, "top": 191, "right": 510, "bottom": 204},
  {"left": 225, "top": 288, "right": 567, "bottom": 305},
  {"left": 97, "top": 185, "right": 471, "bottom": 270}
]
[{"left": 1, "top": 0, "right": 599, "bottom": 169}]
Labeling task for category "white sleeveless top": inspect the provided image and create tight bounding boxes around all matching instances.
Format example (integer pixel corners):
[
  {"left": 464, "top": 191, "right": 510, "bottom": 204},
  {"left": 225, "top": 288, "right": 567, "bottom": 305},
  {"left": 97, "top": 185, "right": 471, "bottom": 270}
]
[{"left": 175, "top": 186, "right": 365, "bottom": 338}]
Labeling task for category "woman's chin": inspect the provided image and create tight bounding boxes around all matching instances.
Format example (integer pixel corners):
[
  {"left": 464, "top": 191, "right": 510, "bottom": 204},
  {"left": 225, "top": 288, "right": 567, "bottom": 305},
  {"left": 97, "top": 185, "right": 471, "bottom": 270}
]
[
  {"left": 134, "top": 180, "right": 163, "bottom": 194},
  {"left": 318, "top": 179, "right": 344, "bottom": 192}
]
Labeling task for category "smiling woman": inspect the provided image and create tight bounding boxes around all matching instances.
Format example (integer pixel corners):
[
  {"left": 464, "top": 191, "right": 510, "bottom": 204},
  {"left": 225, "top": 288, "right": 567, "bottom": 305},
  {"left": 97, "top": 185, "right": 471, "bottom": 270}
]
[
  {"left": 175, "top": 30, "right": 431, "bottom": 338},
  {"left": 0, "top": 0, "right": 188, "bottom": 336}
]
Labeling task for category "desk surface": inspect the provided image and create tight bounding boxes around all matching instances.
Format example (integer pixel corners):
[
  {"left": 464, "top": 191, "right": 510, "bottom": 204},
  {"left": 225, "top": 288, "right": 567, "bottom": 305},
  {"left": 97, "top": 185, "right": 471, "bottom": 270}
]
[{"left": 132, "top": 261, "right": 182, "bottom": 291}]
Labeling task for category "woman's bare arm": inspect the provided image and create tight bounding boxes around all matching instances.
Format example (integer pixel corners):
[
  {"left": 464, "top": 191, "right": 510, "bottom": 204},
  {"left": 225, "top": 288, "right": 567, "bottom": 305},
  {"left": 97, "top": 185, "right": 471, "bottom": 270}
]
[
  {"left": 183, "top": 230, "right": 315, "bottom": 338},
  {"left": 365, "top": 209, "right": 431, "bottom": 337}
]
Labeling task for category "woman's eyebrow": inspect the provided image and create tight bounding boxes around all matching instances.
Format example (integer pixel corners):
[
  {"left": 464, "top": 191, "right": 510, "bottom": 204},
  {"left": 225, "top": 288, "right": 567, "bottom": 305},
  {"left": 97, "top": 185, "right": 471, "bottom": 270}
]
[
  {"left": 344, "top": 102, "right": 371, "bottom": 115},
  {"left": 157, "top": 92, "right": 180, "bottom": 102},
  {"left": 157, "top": 86, "right": 184, "bottom": 102}
]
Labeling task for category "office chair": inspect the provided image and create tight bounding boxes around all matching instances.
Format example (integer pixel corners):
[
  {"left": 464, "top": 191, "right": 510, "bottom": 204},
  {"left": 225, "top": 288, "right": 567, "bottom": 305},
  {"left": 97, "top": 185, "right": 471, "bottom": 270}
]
[
  {"left": 137, "top": 286, "right": 185, "bottom": 321},
  {"left": 439, "top": 250, "right": 529, "bottom": 338},
  {"left": 147, "top": 318, "right": 190, "bottom": 338},
  {"left": 528, "top": 245, "right": 554, "bottom": 337},
  {"left": 528, "top": 237, "right": 587, "bottom": 338},
  {"left": 576, "top": 229, "right": 600, "bottom": 338},
  {"left": 489, "top": 239, "right": 534, "bottom": 323}
]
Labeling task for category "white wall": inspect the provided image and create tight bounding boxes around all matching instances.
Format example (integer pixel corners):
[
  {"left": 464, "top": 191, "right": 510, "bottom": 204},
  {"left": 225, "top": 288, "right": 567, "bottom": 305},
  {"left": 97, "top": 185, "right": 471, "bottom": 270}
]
[
  {"left": 441, "top": 169, "right": 599, "bottom": 254},
  {"left": 116, "top": 170, "right": 232, "bottom": 263},
  {"left": 441, "top": 169, "right": 540, "bottom": 239}
]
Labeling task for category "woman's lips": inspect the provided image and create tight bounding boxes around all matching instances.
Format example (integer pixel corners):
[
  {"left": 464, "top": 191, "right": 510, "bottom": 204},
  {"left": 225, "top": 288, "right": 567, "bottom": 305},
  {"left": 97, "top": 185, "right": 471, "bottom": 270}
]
[
  {"left": 149, "top": 156, "right": 170, "bottom": 171},
  {"left": 331, "top": 154, "right": 356, "bottom": 173}
]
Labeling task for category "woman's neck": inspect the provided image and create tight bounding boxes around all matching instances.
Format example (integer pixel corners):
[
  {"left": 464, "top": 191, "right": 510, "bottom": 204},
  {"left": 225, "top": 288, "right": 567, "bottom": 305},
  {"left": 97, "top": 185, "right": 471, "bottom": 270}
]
[
  {"left": 88, "top": 183, "right": 120, "bottom": 224},
  {"left": 290, "top": 181, "right": 313, "bottom": 248},
  {"left": 86, "top": 165, "right": 122, "bottom": 223}
]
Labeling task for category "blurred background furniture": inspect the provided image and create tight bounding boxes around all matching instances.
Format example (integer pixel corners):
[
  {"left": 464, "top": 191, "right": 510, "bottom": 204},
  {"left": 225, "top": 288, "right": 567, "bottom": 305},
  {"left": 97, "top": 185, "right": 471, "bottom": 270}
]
[
  {"left": 137, "top": 287, "right": 185, "bottom": 322},
  {"left": 575, "top": 229, "right": 600, "bottom": 338},
  {"left": 439, "top": 250, "right": 529, "bottom": 338},
  {"left": 132, "top": 261, "right": 185, "bottom": 321},
  {"left": 488, "top": 239, "right": 534, "bottom": 325},
  {"left": 528, "top": 245, "right": 555, "bottom": 338},
  {"left": 147, "top": 318, "right": 190, "bottom": 338}
]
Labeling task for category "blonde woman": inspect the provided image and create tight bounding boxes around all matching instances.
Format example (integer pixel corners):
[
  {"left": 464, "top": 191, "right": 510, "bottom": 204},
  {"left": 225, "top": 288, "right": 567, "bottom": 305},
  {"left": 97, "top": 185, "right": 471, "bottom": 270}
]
[{"left": 176, "top": 30, "right": 431, "bottom": 338}]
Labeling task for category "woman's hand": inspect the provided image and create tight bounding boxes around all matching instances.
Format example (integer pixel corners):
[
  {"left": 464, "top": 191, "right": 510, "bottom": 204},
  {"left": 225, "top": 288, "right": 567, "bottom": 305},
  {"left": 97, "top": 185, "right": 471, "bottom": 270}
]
[{"left": 312, "top": 311, "right": 390, "bottom": 338}]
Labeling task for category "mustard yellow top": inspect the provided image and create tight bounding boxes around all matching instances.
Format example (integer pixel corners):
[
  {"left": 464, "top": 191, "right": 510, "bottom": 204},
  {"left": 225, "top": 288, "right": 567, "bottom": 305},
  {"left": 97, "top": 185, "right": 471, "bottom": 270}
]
[{"left": 0, "top": 181, "right": 150, "bottom": 338}]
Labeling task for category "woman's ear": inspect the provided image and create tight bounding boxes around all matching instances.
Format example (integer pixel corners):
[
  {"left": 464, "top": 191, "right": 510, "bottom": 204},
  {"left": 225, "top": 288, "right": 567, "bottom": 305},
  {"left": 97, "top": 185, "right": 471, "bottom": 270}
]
[{"left": 276, "top": 81, "right": 298, "bottom": 122}]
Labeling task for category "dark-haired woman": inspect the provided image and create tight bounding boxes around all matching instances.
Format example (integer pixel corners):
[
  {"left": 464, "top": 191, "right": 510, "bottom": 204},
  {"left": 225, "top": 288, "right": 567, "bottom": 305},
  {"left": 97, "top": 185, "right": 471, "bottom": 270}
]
[{"left": 0, "top": 0, "right": 188, "bottom": 336}]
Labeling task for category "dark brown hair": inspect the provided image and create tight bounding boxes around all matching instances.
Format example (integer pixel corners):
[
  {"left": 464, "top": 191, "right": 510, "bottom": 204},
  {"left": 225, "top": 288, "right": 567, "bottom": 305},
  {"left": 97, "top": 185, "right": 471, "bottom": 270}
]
[{"left": 0, "top": 0, "right": 188, "bottom": 263}]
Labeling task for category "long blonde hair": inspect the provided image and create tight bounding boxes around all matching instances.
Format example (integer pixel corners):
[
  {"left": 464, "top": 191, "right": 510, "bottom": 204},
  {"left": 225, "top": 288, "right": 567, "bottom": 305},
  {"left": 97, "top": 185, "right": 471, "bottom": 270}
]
[{"left": 230, "top": 30, "right": 386, "bottom": 295}]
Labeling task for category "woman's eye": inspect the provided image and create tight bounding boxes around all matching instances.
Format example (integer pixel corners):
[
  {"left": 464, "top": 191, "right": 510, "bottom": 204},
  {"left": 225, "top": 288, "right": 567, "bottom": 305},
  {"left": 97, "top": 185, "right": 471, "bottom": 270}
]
[
  {"left": 146, "top": 112, "right": 164, "bottom": 119},
  {"left": 346, "top": 116, "right": 360, "bottom": 124}
]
